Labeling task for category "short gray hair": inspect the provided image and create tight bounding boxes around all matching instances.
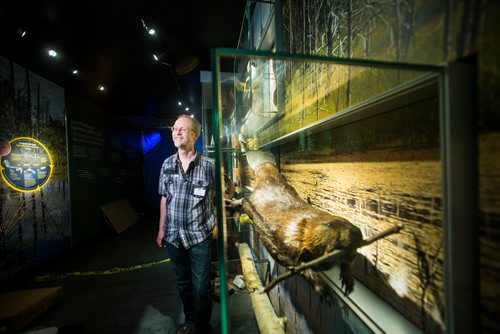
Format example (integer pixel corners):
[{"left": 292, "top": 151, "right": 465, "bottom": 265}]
[{"left": 177, "top": 114, "right": 201, "bottom": 135}]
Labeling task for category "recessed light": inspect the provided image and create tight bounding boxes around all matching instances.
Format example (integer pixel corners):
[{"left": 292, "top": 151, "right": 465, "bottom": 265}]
[
  {"left": 148, "top": 28, "right": 156, "bottom": 35},
  {"left": 48, "top": 49, "right": 58, "bottom": 57},
  {"left": 17, "top": 28, "right": 27, "bottom": 38},
  {"left": 72, "top": 69, "right": 79, "bottom": 75},
  {"left": 153, "top": 52, "right": 164, "bottom": 62},
  {"left": 98, "top": 85, "right": 106, "bottom": 92}
]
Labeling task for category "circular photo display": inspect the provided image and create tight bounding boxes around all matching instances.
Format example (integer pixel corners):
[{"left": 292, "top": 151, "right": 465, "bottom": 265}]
[{"left": 1, "top": 137, "right": 53, "bottom": 192}]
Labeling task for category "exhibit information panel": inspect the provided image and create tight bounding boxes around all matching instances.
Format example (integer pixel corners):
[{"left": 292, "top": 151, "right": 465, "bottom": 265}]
[{"left": 1, "top": 137, "right": 53, "bottom": 192}]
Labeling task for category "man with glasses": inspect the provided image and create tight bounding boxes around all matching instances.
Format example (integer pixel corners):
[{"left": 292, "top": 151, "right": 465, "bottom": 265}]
[{"left": 156, "top": 114, "right": 217, "bottom": 334}]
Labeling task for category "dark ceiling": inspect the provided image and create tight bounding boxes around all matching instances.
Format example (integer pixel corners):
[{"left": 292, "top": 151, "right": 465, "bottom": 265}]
[{"left": 0, "top": 0, "right": 247, "bottom": 122}]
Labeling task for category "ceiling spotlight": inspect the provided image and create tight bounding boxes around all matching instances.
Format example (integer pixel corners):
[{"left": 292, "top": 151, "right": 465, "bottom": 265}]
[
  {"left": 98, "top": 85, "right": 106, "bottom": 92},
  {"left": 48, "top": 49, "right": 58, "bottom": 57},
  {"left": 178, "top": 101, "right": 182, "bottom": 106},
  {"left": 72, "top": 69, "right": 79, "bottom": 75},
  {"left": 190, "top": 114, "right": 194, "bottom": 118},
  {"left": 153, "top": 52, "right": 164, "bottom": 61},
  {"left": 141, "top": 18, "right": 157, "bottom": 36},
  {"left": 17, "top": 28, "right": 27, "bottom": 38},
  {"left": 185, "top": 107, "right": 189, "bottom": 111}
]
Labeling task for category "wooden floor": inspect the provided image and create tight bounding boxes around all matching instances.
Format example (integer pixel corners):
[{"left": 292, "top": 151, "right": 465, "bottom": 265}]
[{"left": 7, "top": 216, "right": 259, "bottom": 334}]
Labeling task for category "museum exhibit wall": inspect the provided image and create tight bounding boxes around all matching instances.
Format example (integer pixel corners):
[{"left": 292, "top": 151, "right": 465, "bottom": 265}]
[
  {"left": 65, "top": 92, "right": 143, "bottom": 246},
  {"left": 226, "top": 0, "right": 499, "bottom": 333},
  {"left": 0, "top": 56, "right": 143, "bottom": 283},
  {"left": 0, "top": 56, "right": 70, "bottom": 283}
]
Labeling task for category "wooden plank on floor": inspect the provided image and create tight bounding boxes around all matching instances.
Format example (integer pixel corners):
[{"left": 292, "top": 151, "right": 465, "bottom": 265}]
[{"left": 0, "top": 287, "right": 62, "bottom": 333}]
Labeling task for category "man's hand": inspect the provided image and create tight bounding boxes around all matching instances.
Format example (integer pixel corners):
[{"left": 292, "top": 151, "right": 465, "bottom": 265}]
[
  {"left": 156, "top": 230, "right": 165, "bottom": 248},
  {"left": 225, "top": 198, "right": 243, "bottom": 208}
]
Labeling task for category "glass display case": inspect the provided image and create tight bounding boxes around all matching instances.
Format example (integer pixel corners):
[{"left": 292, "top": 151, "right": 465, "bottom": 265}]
[{"left": 204, "top": 48, "right": 475, "bottom": 334}]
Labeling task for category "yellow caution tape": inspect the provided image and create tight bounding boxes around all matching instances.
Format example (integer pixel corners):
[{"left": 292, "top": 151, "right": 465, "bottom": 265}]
[{"left": 35, "top": 258, "right": 171, "bottom": 282}]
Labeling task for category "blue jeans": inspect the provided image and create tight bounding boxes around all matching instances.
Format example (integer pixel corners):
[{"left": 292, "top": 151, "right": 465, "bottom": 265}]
[{"left": 166, "top": 238, "right": 212, "bottom": 330}]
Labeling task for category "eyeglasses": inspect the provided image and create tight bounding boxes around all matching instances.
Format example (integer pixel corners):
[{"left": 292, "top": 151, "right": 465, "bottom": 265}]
[{"left": 170, "top": 126, "right": 193, "bottom": 134}]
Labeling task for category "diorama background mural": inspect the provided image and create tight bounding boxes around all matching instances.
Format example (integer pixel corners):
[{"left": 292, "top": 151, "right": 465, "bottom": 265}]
[
  {"left": 229, "top": 0, "right": 497, "bottom": 333},
  {"left": 0, "top": 56, "right": 70, "bottom": 282},
  {"left": 275, "top": 0, "right": 497, "bottom": 332}
]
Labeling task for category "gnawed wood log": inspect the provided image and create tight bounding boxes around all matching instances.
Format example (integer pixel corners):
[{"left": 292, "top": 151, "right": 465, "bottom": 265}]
[{"left": 237, "top": 242, "right": 286, "bottom": 334}]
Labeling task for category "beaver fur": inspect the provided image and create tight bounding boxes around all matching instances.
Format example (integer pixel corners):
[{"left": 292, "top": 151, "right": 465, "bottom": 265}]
[{"left": 242, "top": 151, "right": 363, "bottom": 295}]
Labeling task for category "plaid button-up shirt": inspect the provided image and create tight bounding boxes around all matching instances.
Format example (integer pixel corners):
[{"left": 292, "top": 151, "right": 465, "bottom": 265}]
[{"left": 158, "top": 152, "right": 215, "bottom": 248}]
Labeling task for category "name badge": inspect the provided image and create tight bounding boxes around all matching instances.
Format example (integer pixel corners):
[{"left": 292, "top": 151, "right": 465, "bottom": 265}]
[{"left": 193, "top": 187, "right": 206, "bottom": 197}]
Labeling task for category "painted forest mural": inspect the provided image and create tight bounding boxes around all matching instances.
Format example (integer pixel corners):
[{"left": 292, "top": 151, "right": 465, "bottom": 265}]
[
  {"left": 275, "top": 0, "right": 496, "bottom": 332},
  {"left": 0, "top": 56, "right": 71, "bottom": 283}
]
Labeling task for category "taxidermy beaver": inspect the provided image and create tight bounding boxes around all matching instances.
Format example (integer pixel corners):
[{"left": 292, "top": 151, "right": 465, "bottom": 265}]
[{"left": 240, "top": 150, "right": 363, "bottom": 295}]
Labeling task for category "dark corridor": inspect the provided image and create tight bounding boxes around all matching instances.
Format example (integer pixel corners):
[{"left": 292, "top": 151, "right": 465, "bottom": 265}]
[{"left": 4, "top": 215, "right": 258, "bottom": 334}]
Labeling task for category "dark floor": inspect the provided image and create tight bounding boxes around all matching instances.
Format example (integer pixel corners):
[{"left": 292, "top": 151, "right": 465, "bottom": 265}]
[{"left": 12, "top": 217, "right": 259, "bottom": 334}]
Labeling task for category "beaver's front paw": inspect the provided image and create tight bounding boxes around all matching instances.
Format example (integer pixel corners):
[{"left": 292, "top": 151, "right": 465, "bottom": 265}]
[{"left": 340, "top": 262, "right": 354, "bottom": 295}]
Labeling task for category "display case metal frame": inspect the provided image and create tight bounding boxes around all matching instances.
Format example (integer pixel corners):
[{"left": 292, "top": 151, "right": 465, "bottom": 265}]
[{"left": 210, "top": 47, "right": 477, "bottom": 334}]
